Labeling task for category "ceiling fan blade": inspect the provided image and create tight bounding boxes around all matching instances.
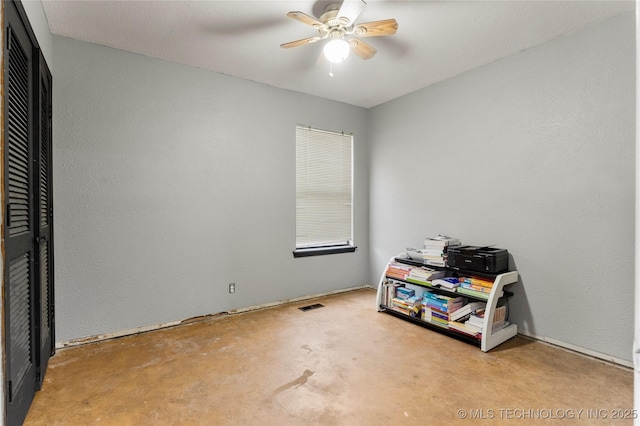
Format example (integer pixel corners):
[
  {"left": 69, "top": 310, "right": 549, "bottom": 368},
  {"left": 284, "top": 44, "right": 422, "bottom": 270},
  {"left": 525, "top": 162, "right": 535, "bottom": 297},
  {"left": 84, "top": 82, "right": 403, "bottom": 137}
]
[
  {"left": 286, "top": 11, "right": 326, "bottom": 29},
  {"left": 281, "top": 36, "right": 323, "bottom": 49},
  {"left": 349, "top": 38, "right": 376, "bottom": 60},
  {"left": 337, "top": 0, "right": 366, "bottom": 27},
  {"left": 353, "top": 19, "right": 398, "bottom": 37}
]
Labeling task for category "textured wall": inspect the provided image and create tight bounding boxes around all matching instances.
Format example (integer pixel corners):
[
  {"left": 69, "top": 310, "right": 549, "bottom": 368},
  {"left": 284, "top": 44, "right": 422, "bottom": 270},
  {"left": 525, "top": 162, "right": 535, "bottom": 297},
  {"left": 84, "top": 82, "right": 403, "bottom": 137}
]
[
  {"left": 52, "top": 36, "right": 370, "bottom": 343},
  {"left": 369, "top": 12, "right": 635, "bottom": 362}
]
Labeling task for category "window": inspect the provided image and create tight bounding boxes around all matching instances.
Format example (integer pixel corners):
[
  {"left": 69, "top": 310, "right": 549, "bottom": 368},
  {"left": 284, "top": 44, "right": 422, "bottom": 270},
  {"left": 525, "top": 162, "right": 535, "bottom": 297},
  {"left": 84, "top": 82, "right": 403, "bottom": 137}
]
[{"left": 294, "top": 125, "right": 356, "bottom": 257}]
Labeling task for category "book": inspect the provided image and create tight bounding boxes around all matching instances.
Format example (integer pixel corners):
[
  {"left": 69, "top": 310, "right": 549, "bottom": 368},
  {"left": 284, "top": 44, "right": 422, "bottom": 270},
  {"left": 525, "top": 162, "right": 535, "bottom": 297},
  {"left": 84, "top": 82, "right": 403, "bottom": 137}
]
[
  {"left": 425, "top": 259, "right": 446, "bottom": 267},
  {"left": 395, "top": 287, "right": 415, "bottom": 300},
  {"left": 389, "top": 305, "right": 412, "bottom": 316},
  {"left": 432, "top": 277, "right": 461, "bottom": 289},
  {"left": 386, "top": 271, "right": 410, "bottom": 280},
  {"left": 461, "top": 320, "right": 483, "bottom": 334},
  {"left": 460, "top": 277, "right": 494, "bottom": 288},
  {"left": 493, "top": 305, "right": 506, "bottom": 322},
  {"left": 424, "top": 235, "right": 461, "bottom": 248},
  {"left": 421, "top": 249, "right": 446, "bottom": 256},
  {"left": 407, "top": 267, "right": 446, "bottom": 283},
  {"left": 467, "top": 313, "right": 485, "bottom": 328},
  {"left": 386, "top": 262, "right": 414, "bottom": 280},
  {"left": 448, "top": 321, "right": 481, "bottom": 337},
  {"left": 405, "top": 277, "right": 431, "bottom": 286},
  {"left": 391, "top": 297, "right": 420, "bottom": 308},
  {"left": 423, "top": 254, "right": 445, "bottom": 261},
  {"left": 456, "top": 286, "right": 490, "bottom": 300},
  {"left": 459, "top": 282, "right": 492, "bottom": 294},
  {"left": 492, "top": 306, "right": 507, "bottom": 331},
  {"left": 383, "top": 281, "right": 402, "bottom": 307},
  {"left": 422, "top": 293, "right": 464, "bottom": 314},
  {"left": 391, "top": 297, "right": 421, "bottom": 317},
  {"left": 449, "top": 301, "right": 486, "bottom": 322},
  {"left": 466, "top": 308, "right": 485, "bottom": 327},
  {"left": 431, "top": 318, "right": 449, "bottom": 328}
]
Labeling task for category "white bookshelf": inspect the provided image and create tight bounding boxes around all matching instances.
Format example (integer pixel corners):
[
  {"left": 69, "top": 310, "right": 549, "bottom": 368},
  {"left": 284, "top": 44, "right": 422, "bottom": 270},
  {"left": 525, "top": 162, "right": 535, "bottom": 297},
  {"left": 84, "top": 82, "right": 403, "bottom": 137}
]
[{"left": 377, "top": 255, "right": 519, "bottom": 352}]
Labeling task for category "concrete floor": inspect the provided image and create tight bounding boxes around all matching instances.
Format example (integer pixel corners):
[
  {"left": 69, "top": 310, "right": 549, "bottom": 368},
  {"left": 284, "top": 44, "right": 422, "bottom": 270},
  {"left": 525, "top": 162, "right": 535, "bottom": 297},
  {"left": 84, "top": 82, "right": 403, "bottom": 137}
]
[{"left": 25, "top": 288, "right": 633, "bottom": 425}]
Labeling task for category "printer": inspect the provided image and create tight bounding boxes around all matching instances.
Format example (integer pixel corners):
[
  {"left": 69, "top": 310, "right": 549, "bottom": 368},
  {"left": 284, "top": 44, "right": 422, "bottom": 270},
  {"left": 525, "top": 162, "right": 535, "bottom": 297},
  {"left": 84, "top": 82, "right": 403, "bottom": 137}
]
[{"left": 447, "top": 246, "right": 509, "bottom": 273}]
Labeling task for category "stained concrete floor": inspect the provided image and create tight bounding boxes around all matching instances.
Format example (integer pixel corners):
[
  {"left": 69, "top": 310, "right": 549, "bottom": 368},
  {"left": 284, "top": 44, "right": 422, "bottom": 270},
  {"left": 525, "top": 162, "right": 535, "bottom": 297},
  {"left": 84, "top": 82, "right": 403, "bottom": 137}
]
[{"left": 25, "top": 288, "right": 633, "bottom": 425}]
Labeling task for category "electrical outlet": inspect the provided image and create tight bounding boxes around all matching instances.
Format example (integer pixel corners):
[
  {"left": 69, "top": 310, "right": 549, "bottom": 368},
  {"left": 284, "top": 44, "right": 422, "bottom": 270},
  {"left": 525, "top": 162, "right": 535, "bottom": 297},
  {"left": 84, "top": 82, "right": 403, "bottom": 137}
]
[{"left": 229, "top": 283, "right": 236, "bottom": 293}]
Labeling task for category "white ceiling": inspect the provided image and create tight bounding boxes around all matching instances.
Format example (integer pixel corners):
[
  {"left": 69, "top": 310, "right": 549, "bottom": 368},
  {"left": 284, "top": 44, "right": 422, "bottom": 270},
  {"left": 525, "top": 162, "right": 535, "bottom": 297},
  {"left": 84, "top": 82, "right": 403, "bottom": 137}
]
[{"left": 41, "top": 0, "right": 634, "bottom": 108}]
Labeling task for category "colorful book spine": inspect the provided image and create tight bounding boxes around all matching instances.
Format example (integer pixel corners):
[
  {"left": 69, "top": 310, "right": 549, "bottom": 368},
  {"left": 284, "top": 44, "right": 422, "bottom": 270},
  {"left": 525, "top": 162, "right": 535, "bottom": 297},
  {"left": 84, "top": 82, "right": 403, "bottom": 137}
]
[
  {"left": 383, "top": 282, "right": 401, "bottom": 306},
  {"left": 405, "top": 277, "right": 432, "bottom": 286},
  {"left": 386, "top": 262, "right": 414, "bottom": 280},
  {"left": 396, "top": 287, "right": 415, "bottom": 299},
  {"left": 461, "top": 277, "right": 494, "bottom": 288},
  {"left": 423, "top": 293, "right": 464, "bottom": 313},
  {"left": 459, "top": 283, "right": 492, "bottom": 294},
  {"left": 456, "top": 286, "right": 490, "bottom": 300}
]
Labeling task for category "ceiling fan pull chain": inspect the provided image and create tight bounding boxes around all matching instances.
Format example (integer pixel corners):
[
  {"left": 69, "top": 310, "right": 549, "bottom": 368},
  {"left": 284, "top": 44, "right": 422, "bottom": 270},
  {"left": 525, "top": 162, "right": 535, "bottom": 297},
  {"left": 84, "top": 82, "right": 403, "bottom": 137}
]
[{"left": 329, "top": 62, "right": 334, "bottom": 77}]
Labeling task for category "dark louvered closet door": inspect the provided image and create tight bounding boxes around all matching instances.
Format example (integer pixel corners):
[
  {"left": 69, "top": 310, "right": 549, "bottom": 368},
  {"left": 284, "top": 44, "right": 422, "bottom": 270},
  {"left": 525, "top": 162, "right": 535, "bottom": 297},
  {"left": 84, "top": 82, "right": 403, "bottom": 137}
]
[
  {"left": 4, "top": 2, "right": 37, "bottom": 424},
  {"left": 35, "top": 54, "right": 54, "bottom": 384}
]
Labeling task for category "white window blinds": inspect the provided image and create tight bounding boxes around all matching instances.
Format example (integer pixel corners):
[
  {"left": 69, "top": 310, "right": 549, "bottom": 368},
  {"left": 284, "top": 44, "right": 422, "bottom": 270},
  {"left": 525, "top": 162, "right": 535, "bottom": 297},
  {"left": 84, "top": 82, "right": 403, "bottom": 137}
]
[{"left": 296, "top": 125, "right": 353, "bottom": 249}]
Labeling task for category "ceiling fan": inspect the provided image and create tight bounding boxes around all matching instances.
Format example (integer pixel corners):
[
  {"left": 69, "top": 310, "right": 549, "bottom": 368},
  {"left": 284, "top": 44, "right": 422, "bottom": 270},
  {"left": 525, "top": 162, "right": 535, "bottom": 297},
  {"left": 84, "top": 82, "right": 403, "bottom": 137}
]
[{"left": 280, "top": 0, "right": 398, "bottom": 64}]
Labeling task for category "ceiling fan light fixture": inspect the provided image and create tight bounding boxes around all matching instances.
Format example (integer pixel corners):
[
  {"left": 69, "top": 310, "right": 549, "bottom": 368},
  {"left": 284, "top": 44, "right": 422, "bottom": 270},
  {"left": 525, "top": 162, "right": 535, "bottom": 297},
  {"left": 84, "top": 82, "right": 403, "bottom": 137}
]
[{"left": 323, "top": 39, "right": 350, "bottom": 63}]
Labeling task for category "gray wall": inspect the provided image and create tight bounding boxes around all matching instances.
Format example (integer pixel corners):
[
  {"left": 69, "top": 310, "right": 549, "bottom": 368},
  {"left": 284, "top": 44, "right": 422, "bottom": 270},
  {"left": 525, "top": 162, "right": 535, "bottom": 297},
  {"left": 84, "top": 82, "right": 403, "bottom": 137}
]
[
  {"left": 52, "top": 36, "right": 370, "bottom": 343},
  {"left": 369, "top": 12, "right": 635, "bottom": 362}
]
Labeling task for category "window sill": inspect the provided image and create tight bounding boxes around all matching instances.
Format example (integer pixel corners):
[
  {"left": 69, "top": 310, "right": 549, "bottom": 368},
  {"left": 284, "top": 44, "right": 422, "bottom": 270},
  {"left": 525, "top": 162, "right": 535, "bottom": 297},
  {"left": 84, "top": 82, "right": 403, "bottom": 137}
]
[{"left": 293, "top": 246, "right": 357, "bottom": 258}]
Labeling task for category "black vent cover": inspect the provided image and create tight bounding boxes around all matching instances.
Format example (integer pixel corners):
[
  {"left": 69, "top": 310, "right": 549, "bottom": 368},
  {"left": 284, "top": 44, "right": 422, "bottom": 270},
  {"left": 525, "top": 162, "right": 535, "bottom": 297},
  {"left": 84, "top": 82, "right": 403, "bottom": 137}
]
[{"left": 298, "top": 303, "right": 325, "bottom": 312}]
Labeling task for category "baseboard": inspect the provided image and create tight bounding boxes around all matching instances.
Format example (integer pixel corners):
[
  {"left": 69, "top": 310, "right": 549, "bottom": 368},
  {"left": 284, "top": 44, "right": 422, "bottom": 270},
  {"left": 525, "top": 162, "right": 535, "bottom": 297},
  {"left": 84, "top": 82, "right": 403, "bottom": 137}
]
[
  {"left": 56, "top": 285, "right": 372, "bottom": 350},
  {"left": 517, "top": 329, "right": 633, "bottom": 369},
  {"left": 226, "top": 285, "right": 372, "bottom": 314},
  {"left": 55, "top": 319, "right": 185, "bottom": 349}
]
